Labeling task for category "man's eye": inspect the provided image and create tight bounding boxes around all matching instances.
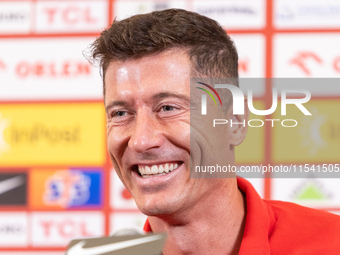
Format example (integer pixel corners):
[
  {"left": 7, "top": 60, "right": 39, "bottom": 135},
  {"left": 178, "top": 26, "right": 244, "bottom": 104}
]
[
  {"left": 162, "top": 105, "right": 175, "bottom": 111},
  {"left": 112, "top": 111, "right": 127, "bottom": 117}
]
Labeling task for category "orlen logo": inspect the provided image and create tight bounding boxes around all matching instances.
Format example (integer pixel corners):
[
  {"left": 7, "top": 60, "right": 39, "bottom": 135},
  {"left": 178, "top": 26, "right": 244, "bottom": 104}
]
[
  {"left": 15, "top": 60, "right": 91, "bottom": 78},
  {"left": 290, "top": 51, "right": 340, "bottom": 76},
  {"left": 197, "top": 82, "right": 312, "bottom": 128}
]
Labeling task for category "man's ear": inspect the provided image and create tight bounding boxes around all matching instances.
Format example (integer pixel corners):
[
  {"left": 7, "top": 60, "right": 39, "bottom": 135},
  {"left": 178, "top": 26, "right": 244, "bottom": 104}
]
[{"left": 230, "top": 98, "right": 249, "bottom": 146}]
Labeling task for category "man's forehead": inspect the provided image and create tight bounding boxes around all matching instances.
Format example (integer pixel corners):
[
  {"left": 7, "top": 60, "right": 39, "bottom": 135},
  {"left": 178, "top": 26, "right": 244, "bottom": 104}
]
[
  {"left": 104, "top": 49, "right": 190, "bottom": 82},
  {"left": 104, "top": 50, "right": 191, "bottom": 102}
]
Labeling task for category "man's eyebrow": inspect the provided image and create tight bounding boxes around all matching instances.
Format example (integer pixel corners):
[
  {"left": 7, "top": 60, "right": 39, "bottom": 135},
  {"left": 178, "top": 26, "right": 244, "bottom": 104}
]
[
  {"left": 152, "top": 92, "right": 190, "bottom": 103},
  {"left": 105, "top": 100, "right": 127, "bottom": 113},
  {"left": 105, "top": 92, "right": 190, "bottom": 112}
]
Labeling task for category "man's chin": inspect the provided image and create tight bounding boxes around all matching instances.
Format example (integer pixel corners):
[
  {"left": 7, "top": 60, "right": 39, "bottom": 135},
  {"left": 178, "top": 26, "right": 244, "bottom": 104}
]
[{"left": 136, "top": 201, "right": 179, "bottom": 217}]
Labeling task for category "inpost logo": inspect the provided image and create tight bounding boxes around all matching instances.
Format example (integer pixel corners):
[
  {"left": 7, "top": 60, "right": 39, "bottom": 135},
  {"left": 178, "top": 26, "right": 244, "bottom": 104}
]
[
  {"left": 196, "top": 82, "right": 312, "bottom": 128},
  {"left": 0, "top": 103, "right": 106, "bottom": 166},
  {"left": 0, "top": 113, "right": 10, "bottom": 157}
]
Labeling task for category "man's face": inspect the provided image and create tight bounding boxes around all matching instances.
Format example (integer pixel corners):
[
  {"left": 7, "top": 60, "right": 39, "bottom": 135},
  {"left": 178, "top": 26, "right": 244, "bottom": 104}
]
[{"left": 104, "top": 50, "right": 236, "bottom": 216}]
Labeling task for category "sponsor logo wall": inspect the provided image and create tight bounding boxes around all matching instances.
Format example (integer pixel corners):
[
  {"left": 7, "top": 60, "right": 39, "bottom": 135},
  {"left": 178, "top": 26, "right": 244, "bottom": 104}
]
[{"left": 0, "top": 0, "right": 339, "bottom": 253}]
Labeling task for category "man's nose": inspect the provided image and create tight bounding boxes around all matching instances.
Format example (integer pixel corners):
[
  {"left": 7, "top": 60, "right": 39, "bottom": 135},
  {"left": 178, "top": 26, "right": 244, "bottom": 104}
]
[{"left": 128, "top": 112, "right": 164, "bottom": 153}]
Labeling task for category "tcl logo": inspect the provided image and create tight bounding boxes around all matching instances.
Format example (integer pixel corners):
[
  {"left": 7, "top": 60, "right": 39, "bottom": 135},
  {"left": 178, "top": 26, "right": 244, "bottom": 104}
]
[
  {"left": 290, "top": 52, "right": 340, "bottom": 76},
  {"left": 31, "top": 212, "right": 104, "bottom": 246},
  {"left": 43, "top": 6, "right": 97, "bottom": 25},
  {"left": 34, "top": 2, "right": 107, "bottom": 33},
  {"left": 15, "top": 60, "right": 91, "bottom": 78},
  {"left": 40, "top": 220, "right": 93, "bottom": 239}
]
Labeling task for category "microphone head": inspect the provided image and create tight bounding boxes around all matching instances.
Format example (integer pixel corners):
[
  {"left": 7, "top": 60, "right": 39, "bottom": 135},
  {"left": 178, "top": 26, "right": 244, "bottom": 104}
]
[
  {"left": 66, "top": 231, "right": 167, "bottom": 255},
  {"left": 111, "top": 228, "right": 143, "bottom": 236}
]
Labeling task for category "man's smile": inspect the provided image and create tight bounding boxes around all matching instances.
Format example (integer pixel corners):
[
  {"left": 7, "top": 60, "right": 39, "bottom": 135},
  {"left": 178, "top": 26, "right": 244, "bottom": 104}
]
[{"left": 136, "top": 162, "right": 182, "bottom": 178}]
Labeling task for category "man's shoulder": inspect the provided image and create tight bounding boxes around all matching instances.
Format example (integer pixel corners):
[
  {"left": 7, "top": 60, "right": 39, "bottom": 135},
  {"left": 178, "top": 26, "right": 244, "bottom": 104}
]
[
  {"left": 264, "top": 199, "right": 340, "bottom": 254},
  {"left": 265, "top": 198, "right": 340, "bottom": 220}
]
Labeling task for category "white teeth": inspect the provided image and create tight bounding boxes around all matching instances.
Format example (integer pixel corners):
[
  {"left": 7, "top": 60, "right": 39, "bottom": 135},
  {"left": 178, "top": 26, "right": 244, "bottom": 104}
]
[
  {"left": 159, "top": 165, "right": 164, "bottom": 172},
  {"left": 138, "top": 163, "right": 180, "bottom": 177},
  {"left": 151, "top": 165, "right": 158, "bottom": 174},
  {"left": 145, "top": 166, "right": 151, "bottom": 174}
]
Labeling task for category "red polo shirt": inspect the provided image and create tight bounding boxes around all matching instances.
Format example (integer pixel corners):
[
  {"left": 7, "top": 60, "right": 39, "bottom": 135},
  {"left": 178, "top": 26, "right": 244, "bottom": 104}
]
[{"left": 144, "top": 178, "right": 340, "bottom": 254}]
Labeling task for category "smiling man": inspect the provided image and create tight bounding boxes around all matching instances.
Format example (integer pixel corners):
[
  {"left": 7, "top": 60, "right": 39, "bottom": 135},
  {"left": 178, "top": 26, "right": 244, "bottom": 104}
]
[{"left": 89, "top": 8, "right": 340, "bottom": 255}]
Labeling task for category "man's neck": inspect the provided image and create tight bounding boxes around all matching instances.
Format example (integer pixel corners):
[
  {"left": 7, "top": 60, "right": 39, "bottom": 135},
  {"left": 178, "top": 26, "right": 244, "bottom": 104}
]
[{"left": 148, "top": 179, "right": 246, "bottom": 255}]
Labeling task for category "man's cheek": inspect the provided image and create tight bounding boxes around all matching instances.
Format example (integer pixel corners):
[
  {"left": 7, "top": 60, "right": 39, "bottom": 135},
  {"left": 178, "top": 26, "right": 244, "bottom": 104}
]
[
  {"left": 107, "top": 131, "right": 123, "bottom": 155},
  {"left": 175, "top": 123, "right": 191, "bottom": 150},
  {"left": 107, "top": 135, "right": 122, "bottom": 172}
]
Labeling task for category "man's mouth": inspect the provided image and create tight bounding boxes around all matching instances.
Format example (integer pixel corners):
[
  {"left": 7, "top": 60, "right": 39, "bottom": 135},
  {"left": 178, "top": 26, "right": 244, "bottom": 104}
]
[{"left": 135, "top": 162, "right": 182, "bottom": 178}]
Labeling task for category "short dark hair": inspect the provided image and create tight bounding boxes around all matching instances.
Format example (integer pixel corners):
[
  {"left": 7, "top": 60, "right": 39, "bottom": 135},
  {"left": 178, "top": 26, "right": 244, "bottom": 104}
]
[{"left": 89, "top": 8, "right": 239, "bottom": 93}]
